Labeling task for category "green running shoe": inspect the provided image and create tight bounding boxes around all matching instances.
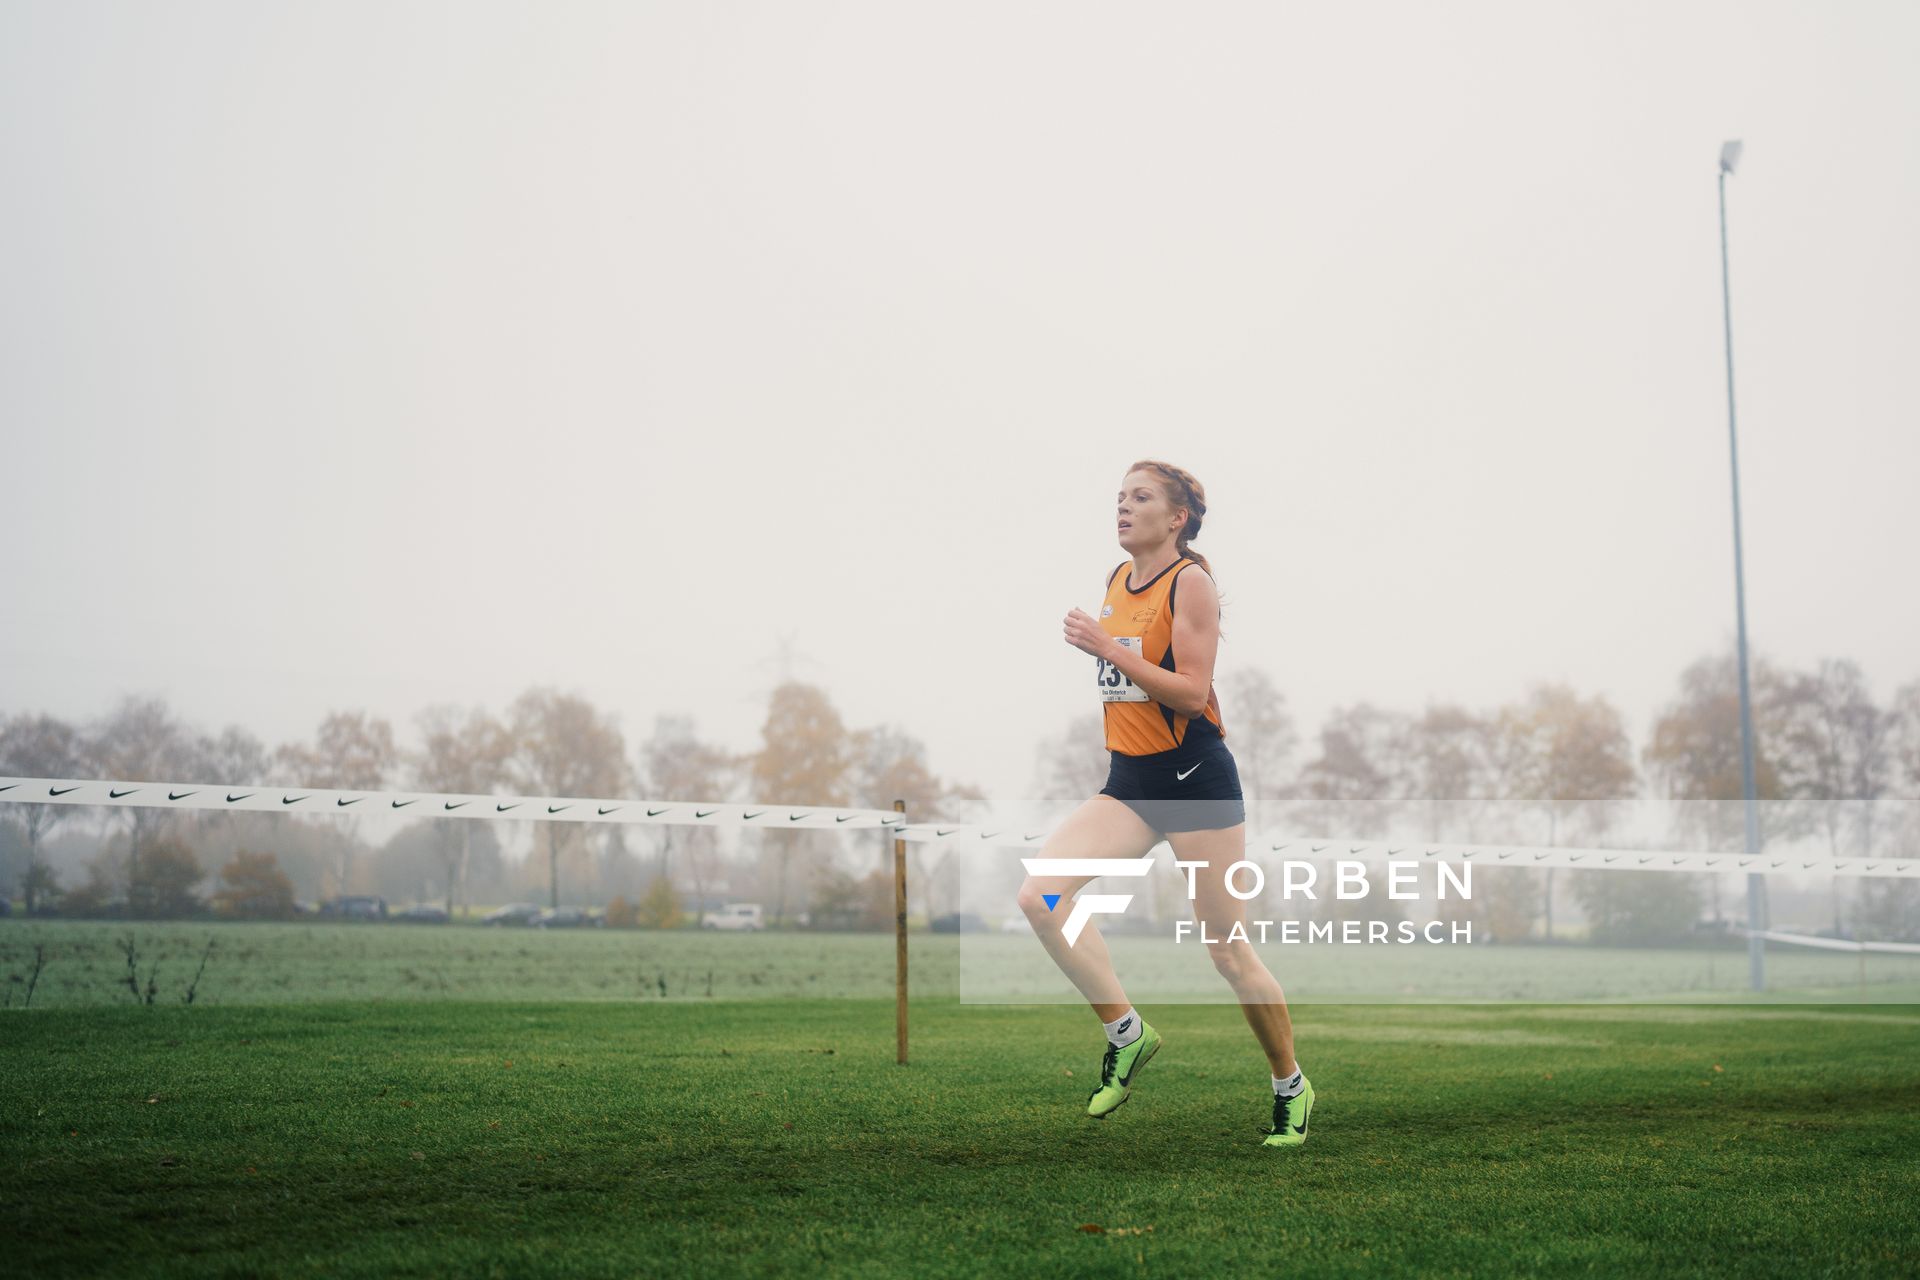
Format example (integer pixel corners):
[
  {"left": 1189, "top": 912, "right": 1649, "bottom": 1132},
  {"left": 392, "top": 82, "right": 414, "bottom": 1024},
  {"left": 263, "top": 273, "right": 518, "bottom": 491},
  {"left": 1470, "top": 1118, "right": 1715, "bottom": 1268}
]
[
  {"left": 1085, "top": 1020, "right": 1161, "bottom": 1119},
  {"left": 1261, "top": 1077, "right": 1314, "bottom": 1147}
]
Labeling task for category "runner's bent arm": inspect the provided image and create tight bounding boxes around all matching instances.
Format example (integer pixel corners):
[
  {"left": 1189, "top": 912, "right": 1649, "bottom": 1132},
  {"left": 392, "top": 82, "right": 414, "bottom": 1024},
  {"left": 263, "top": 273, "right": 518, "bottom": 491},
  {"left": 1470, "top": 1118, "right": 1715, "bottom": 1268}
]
[{"left": 1071, "top": 569, "right": 1219, "bottom": 717}]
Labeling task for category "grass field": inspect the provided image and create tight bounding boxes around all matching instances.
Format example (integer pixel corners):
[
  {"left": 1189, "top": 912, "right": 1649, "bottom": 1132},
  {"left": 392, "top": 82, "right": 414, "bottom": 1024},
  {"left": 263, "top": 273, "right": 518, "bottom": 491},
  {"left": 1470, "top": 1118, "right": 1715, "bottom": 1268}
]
[
  {"left": 5, "top": 923, "right": 1920, "bottom": 1277},
  {"left": 7, "top": 919, "right": 1920, "bottom": 1008}
]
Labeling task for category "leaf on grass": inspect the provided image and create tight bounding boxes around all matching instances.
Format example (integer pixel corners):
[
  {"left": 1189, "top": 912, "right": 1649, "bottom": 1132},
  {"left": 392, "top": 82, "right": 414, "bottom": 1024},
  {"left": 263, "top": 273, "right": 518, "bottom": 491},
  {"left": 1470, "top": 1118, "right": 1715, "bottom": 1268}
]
[
  {"left": 1063, "top": 1069, "right": 1074, "bottom": 1077},
  {"left": 1078, "top": 1223, "right": 1105, "bottom": 1234},
  {"left": 411, "top": 1151, "right": 425, "bottom": 1161},
  {"left": 1713, "top": 1064, "right": 1724, "bottom": 1073},
  {"left": 1110, "top": 1226, "right": 1154, "bottom": 1236},
  {"left": 504, "top": 1061, "right": 513, "bottom": 1069},
  {"left": 398, "top": 1100, "right": 415, "bottom": 1108}
]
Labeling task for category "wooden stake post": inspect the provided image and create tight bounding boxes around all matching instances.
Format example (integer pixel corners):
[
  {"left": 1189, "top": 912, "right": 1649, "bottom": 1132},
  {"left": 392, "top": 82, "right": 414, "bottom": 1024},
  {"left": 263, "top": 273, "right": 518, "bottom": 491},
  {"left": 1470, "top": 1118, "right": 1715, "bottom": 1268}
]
[{"left": 894, "top": 798, "right": 908, "bottom": 1064}]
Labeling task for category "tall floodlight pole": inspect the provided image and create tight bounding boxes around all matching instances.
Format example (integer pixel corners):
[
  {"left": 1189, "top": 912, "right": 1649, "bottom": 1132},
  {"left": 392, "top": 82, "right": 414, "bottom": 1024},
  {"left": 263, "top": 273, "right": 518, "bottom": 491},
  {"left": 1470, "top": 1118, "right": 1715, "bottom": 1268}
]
[{"left": 1718, "top": 138, "right": 1766, "bottom": 992}]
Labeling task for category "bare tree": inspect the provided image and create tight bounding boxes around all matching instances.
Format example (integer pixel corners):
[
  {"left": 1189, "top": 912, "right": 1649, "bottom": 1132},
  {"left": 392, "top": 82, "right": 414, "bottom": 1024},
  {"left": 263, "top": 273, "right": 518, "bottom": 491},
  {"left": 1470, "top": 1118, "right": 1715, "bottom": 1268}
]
[
  {"left": 848, "top": 722, "right": 988, "bottom": 921},
  {"left": 637, "top": 714, "right": 742, "bottom": 916},
  {"left": 82, "top": 697, "right": 204, "bottom": 911},
  {"left": 183, "top": 724, "right": 278, "bottom": 896},
  {"left": 1289, "top": 702, "right": 1413, "bottom": 839},
  {"left": 1500, "top": 683, "right": 1639, "bottom": 939},
  {"left": 1853, "top": 679, "right": 1920, "bottom": 939},
  {"left": 0, "top": 713, "right": 88, "bottom": 913},
  {"left": 746, "top": 682, "right": 855, "bottom": 926},
  {"left": 507, "top": 688, "right": 629, "bottom": 910},
  {"left": 274, "top": 710, "right": 398, "bottom": 897},
  {"left": 0, "top": 717, "right": 92, "bottom": 917},
  {"left": 409, "top": 703, "right": 514, "bottom": 918},
  {"left": 1772, "top": 659, "right": 1900, "bottom": 933},
  {"left": 1403, "top": 702, "right": 1499, "bottom": 844},
  {"left": 1031, "top": 712, "right": 1109, "bottom": 818},
  {"left": 1218, "top": 667, "right": 1299, "bottom": 836},
  {"left": 1643, "top": 649, "right": 1795, "bottom": 926}
]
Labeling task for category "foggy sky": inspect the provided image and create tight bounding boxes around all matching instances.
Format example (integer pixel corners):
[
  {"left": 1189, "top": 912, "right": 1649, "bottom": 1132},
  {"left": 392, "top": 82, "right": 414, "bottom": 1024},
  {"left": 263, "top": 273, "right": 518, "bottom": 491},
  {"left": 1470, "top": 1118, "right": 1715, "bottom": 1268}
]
[{"left": 4, "top": 1, "right": 1916, "bottom": 828}]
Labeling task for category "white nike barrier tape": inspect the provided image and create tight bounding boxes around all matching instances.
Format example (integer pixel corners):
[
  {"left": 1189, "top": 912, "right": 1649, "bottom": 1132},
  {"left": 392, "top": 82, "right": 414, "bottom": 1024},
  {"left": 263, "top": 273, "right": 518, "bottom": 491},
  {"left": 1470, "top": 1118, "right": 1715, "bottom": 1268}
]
[
  {"left": 893, "top": 825, "right": 1920, "bottom": 879},
  {"left": 0, "top": 778, "right": 905, "bottom": 831},
  {"left": 5, "top": 778, "right": 1915, "bottom": 878},
  {"left": 1740, "top": 930, "right": 1920, "bottom": 955}
]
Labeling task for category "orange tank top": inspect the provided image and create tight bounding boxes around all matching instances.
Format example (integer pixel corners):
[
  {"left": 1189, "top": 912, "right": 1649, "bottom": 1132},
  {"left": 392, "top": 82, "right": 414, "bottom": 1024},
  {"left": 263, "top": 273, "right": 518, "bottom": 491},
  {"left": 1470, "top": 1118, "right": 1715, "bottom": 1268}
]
[{"left": 1095, "top": 557, "right": 1226, "bottom": 755}]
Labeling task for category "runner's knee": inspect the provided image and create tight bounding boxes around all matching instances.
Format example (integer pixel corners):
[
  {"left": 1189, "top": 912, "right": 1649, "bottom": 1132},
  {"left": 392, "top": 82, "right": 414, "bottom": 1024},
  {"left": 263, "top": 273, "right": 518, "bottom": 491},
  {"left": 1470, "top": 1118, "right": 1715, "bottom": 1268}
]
[
  {"left": 1017, "top": 879, "right": 1064, "bottom": 925},
  {"left": 1206, "top": 937, "right": 1257, "bottom": 983}
]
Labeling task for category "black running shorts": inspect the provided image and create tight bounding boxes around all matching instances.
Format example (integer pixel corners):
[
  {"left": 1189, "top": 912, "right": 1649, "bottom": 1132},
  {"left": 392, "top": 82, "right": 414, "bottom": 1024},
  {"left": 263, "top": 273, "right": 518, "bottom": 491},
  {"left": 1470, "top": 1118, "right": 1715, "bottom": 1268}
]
[{"left": 1098, "top": 733, "right": 1247, "bottom": 834}]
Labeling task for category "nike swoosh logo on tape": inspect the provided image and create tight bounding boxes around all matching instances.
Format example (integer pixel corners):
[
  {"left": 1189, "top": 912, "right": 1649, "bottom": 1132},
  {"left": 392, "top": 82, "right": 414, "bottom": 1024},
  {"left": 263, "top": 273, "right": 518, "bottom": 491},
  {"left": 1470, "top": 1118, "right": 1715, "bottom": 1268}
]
[
  {"left": 392, "top": 799, "right": 416, "bottom": 809},
  {"left": 170, "top": 791, "right": 196, "bottom": 801},
  {"left": 228, "top": 792, "right": 253, "bottom": 803},
  {"left": 110, "top": 788, "right": 138, "bottom": 798},
  {"left": 282, "top": 795, "right": 309, "bottom": 805},
  {"left": 599, "top": 806, "right": 621, "bottom": 816},
  {"left": 696, "top": 809, "right": 717, "bottom": 818},
  {"left": 336, "top": 797, "right": 361, "bottom": 807},
  {"left": 1176, "top": 762, "right": 1201, "bottom": 780},
  {"left": 496, "top": 803, "right": 519, "bottom": 812},
  {"left": 50, "top": 786, "right": 81, "bottom": 796},
  {"left": 548, "top": 805, "right": 570, "bottom": 814},
  {"left": 647, "top": 808, "right": 668, "bottom": 816},
  {"left": 445, "top": 801, "right": 469, "bottom": 811}
]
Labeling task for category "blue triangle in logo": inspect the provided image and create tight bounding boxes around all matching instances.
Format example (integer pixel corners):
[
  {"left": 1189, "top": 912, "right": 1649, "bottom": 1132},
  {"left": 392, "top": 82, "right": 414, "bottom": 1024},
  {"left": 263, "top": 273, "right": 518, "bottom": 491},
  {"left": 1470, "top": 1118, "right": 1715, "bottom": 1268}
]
[{"left": 1042, "top": 894, "right": 1061, "bottom": 912}]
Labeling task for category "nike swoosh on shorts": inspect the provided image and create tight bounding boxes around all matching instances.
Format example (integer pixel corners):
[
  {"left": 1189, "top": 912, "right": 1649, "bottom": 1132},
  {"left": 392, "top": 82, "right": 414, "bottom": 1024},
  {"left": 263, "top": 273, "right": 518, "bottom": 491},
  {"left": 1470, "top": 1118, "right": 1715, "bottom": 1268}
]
[{"left": 1176, "top": 761, "right": 1201, "bottom": 780}]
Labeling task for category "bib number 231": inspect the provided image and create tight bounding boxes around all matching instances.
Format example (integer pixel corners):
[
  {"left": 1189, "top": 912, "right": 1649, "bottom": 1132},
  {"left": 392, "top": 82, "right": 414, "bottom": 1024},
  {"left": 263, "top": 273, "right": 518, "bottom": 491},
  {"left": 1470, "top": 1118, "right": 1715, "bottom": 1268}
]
[{"left": 1096, "top": 636, "right": 1149, "bottom": 702}]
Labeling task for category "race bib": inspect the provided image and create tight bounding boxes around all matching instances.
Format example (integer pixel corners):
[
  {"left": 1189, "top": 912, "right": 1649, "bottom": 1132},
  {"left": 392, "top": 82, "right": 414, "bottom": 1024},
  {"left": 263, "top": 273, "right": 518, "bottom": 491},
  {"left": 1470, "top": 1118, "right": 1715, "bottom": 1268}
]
[{"left": 1096, "top": 636, "right": 1150, "bottom": 702}]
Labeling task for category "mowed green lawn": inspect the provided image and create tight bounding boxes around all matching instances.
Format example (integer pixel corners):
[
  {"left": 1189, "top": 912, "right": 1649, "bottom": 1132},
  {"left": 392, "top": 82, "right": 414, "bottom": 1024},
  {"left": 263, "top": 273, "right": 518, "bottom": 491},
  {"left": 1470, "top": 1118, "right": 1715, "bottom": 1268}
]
[{"left": 5, "top": 995, "right": 1918, "bottom": 1275}]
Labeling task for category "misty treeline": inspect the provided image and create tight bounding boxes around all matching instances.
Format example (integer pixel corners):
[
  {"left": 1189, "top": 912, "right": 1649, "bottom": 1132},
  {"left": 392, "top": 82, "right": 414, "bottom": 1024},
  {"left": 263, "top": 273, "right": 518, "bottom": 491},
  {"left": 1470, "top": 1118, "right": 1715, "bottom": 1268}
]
[
  {"left": 1027, "top": 651, "right": 1920, "bottom": 943},
  {"left": 0, "top": 683, "right": 987, "bottom": 928},
  {"left": 3, "top": 646, "right": 1919, "bottom": 940}
]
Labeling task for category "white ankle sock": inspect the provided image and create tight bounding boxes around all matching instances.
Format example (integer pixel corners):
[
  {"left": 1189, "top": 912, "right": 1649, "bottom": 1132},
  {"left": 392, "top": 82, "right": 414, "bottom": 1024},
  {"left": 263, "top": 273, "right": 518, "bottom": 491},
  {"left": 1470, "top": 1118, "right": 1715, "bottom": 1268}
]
[
  {"left": 1102, "top": 1007, "right": 1143, "bottom": 1048},
  {"left": 1272, "top": 1066, "right": 1303, "bottom": 1097}
]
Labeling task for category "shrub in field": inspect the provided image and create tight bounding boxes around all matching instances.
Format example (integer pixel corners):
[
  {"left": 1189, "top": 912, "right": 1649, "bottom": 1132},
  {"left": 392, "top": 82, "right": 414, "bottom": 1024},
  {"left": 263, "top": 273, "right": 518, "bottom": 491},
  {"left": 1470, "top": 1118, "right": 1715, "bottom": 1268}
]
[
  {"left": 1572, "top": 869, "right": 1703, "bottom": 946},
  {"left": 212, "top": 851, "right": 298, "bottom": 921},
  {"left": 57, "top": 857, "right": 124, "bottom": 919},
  {"left": 809, "top": 867, "right": 893, "bottom": 931},
  {"left": 604, "top": 895, "right": 637, "bottom": 928},
  {"left": 127, "top": 838, "right": 206, "bottom": 920},
  {"left": 635, "top": 877, "right": 681, "bottom": 929}
]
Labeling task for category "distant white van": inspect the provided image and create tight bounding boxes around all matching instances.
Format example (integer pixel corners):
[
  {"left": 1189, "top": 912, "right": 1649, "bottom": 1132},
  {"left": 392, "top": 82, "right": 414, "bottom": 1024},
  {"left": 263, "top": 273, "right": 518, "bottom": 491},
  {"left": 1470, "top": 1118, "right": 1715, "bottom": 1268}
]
[{"left": 700, "top": 902, "right": 764, "bottom": 931}]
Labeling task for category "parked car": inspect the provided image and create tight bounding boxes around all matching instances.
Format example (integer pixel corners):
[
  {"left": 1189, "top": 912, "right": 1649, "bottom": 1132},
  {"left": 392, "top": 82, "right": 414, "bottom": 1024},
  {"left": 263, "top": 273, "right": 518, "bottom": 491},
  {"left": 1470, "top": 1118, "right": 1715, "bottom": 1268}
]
[
  {"left": 532, "top": 907, "right": 602, "bottom": 929},
  {"left": 482, "top": 903, "right": 544, "bottom": 927},
  {"left": 930, "top": 912, "right": 986, "bottom": 934},
  {"left": 318, "top": 895, "right": 388, "bottom": 921},
  {"left": 393, "top": 904, "right": 449, "bottom": 924},
  {"left": 700, "top": 903, "right": 764, "bottom": 931}
]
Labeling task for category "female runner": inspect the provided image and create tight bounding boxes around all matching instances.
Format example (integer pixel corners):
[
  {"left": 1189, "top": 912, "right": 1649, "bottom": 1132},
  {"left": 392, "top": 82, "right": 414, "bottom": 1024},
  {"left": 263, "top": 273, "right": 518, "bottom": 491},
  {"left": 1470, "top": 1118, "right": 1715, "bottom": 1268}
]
[{"left": 1016, "top": 459, "right": 1312, "bottom": 1148}]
